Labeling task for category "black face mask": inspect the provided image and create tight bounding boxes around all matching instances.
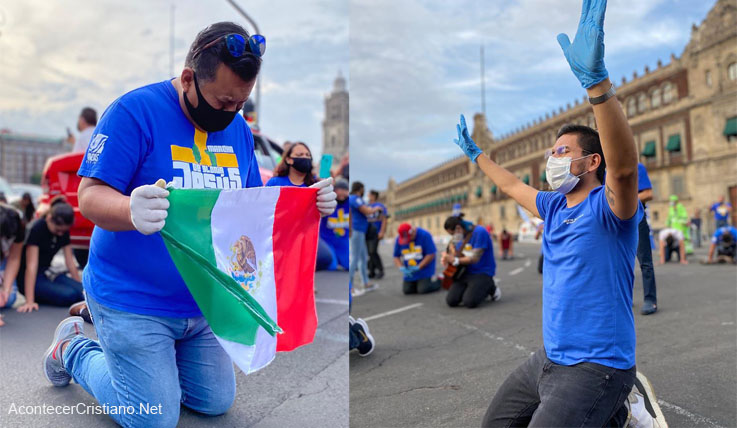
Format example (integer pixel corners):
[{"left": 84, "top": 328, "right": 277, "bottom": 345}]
[
  {"left": 183, "top": 73, "right": 238, "bottom": 133},
  {"left": 290, "top": 157, "right": 313, "bottom": 174},
  {"left": 336, "top": 197, "right": 347, "bottom": 203}
]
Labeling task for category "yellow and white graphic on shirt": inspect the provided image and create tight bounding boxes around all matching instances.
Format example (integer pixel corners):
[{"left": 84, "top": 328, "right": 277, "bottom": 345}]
[
  {"left": 461, "top": 243, "right": 474, "bottom": 258},
  {"left": 327, "top": 208, "right": 349, "bottom": 237},
  {"left": 171, "top": 129, "right": 242, "bottom": 189},
  {"left": 401, "top": 242, "right": 423, "bottom": 267}
]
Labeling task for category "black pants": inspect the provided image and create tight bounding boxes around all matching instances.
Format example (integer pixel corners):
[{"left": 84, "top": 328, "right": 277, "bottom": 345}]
[
  {"left": 482, "top": 348, "right": 634, "bottom": 427},
  {"left": 446, "top": 272, "right": 495, "bottom": 309},
  {"left": 635, "top": 215, "right": 657, "bottom": 305},
  {"left": 366, "top": 236, "right": 383, "bottom": 276},
  {"left": 403, "top": 277, "right": 441, "bottom": 295}
]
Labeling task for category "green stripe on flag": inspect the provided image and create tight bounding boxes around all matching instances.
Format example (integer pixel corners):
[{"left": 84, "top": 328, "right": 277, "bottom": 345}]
[{"left": 162, "top": 188, "right": 281, "bottom": 346}]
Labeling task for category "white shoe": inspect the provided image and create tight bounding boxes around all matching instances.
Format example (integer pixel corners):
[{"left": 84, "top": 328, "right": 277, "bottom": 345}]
[
  {"left": 364, "top": 283, "right": 379, "bottom": 293},
  {"left": 351, "top": 288, "right": 365, "bottom": 297},
  {"left": 627, "top": 371, "right": 668, "bottom": 428}
]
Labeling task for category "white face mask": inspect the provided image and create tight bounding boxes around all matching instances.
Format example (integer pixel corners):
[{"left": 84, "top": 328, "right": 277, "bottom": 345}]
[{"left": 546, "top": 154, "right": 592, "bottom": 194}]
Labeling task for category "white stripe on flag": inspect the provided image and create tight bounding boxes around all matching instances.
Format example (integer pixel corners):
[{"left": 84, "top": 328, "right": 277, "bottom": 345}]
[{"left": 211, "top": 187, "right": 281, "bottom": 373}]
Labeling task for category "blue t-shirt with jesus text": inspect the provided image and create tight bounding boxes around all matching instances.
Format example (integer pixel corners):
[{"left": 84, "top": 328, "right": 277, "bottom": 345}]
[
  {"left": 393, "top": 227, "right": 436, "bottom": 282},
  {"left": 78, "top": 79, "right": 262, "bottom": 318}
]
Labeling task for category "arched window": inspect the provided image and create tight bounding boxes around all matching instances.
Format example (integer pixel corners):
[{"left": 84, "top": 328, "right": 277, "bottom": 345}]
[
  {"left": 663, "top": 82, "right": 674, "bottom": 103},
  {"left": 729, "top": 62, "right": 737, "bottom": 81},
  {"left": 637, "top": 93, "right": 647, "bottom": 113},
  {"left": 651, "top": 88, "right": 661, "bottom": 108},
  {"left": 627, "top": 98, "right": 637, "bottom": 117}
]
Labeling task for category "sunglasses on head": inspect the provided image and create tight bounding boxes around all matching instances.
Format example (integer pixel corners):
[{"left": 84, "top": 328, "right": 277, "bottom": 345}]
[{"left": 193, "top": 33, "right": 266, "bottom": 60}]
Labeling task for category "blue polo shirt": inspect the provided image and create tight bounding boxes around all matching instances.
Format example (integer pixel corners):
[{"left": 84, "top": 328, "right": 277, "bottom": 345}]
[
  {"left": 537, "top": 186, "right": 643, "bottom": 369},
  {"left": 711, "top": 202, "right": 732, "bottom": 222},
  {"left": 393, "top": 227, "right": 436, "bottom": 281},
  {"left": 78, "top": 79, "right": 262, "bottom": 318},
  {"left": 349, "top": 194, "right": 369, "bottom": 233},
  {"left": 455, "top": 225, "right": 496, "bottom": 277}
]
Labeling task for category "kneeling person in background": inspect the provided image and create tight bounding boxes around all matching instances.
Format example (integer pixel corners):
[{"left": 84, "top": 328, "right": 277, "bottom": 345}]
[
  {"left": 442, "top": 215, "right": 499, "bottom": 308},
  {"left": 394, "top": 223, "right": 440, "bottom": 294}
]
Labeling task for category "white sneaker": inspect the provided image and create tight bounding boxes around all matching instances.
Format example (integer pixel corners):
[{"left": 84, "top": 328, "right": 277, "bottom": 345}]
[
  {"left": 351, "top": 288, "right": 365, "bottom": 297},
  {"left": 364, "top": 283, "right": 379, "bottom": 293},
  {"left": 626, "top": 371, "right": 668, "bottom": 428}
]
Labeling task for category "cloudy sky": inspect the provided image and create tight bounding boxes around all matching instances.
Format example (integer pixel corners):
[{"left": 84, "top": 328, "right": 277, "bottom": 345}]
[
  {"left": 350, "top": 0, "right": 716, "bottom": 191},
  {"left": 0, "top": 0, "right": 348, "bottom": 159}
]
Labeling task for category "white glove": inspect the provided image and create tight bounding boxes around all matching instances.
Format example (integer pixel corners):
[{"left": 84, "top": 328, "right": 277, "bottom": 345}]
[
  {"left": 310, "top": 177, "right": 337, "bottom": 217},
  {"left": 129, "top": 181, "right": 170, "bottom": 235}
]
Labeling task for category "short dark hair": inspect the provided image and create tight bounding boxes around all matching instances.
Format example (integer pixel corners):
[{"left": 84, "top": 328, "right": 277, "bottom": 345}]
[
  {"left": 185, "top": 22, "right": 261, "bottom": 83},
  {"left": 557, "top": 124, "right": 606, "bottom": 184},
  {"left": 351, "top": 181, "right": 364, "bottom": 194},
  {"left": 444, "top": 213, "right": 466, "bottom": 232},
  {"left": 0, "top": 204, "right": 22, "bottom": 241},
  {"left": 80, "top": 107, "right": 97, "bottom": 126},
  {"left": 369, "top": 190, "right": 379, "bottom": 199},
  {"left": 49, "top": 197, "right": 74, "bottom": 226}
]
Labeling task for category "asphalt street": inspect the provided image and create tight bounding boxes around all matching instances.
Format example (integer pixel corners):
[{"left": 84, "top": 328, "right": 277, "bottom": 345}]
[
  {"left": 0, "top": 270, "right": 348, "bottom": 428},
  {"left": 350, "top": 241, "right": 737, "bottom": 428}
]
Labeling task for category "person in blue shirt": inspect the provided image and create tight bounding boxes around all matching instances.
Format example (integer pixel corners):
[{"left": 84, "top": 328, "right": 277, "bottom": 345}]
[
  {"left": 349, "top": 181, "right": 381, "bottom": 295},
  {"left": 441, "top": 215, "right": 499, "bottom": 308},
  {"left": 707, "top": 226, "right": 737, "bottom": 264},
  {"left": 40, "top": 23, "right": 336, "bottom": 428},
  {"left": 320, "top": 179, "right": 350, "bottom": 270},
  {"left": 710, "top": 196, "right": 732, "bottom": 229},
  {"left": 366, "top": 190, "right": 387, "bottom": 279},
  {"left": 452, "top": 2, "right": 664, "bottom": 425},
  {"left": 393, "top": 223, "right": 440, "bottom": 294},
  {"left": 265, "top": 141, "right": 316, "bottom": 187},
  {"left": 634, "top": 162, "right": 658, "bottom": 315}
]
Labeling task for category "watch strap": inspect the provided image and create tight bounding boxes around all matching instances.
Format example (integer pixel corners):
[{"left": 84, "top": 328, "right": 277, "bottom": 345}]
[{"left": 588, "top": 83, "right": 616, "bottom": 105}]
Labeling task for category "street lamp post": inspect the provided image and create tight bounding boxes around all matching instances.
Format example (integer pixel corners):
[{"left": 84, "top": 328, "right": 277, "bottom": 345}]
[{"left": 225, "top": 0, "right": 261, "bottom": 128}]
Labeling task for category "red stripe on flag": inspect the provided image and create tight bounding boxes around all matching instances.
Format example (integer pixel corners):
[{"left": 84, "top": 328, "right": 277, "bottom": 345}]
[{"left": 273, "top": 187, "right": 320, "bottom": 351}]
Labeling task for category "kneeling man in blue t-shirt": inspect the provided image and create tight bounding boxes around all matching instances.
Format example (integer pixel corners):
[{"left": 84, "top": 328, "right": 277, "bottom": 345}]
[
  {"left": 394, "top": 223, "right": 440, "bottom": 295},
  {"left": 452, "top": 1, "right": 665, "bottom": 426},
  {"left": 40, "top": 22, "right": 336, "bottom": 428}
]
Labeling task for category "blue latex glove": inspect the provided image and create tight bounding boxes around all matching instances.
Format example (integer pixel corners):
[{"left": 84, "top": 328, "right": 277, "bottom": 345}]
[
  {"left": 407, "top": 265, "right": 420, "bottom": 273},
  {"left": 453, "top": 114, "right": 482, "bottom": 163},
  {"left": 556, "top": 0, "right": 609, "bottom": 89},
  {"left": 399, "top": 266, "right": 410, "bottom": 277}
]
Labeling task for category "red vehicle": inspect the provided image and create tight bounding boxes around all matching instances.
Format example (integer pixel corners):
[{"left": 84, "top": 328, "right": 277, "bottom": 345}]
[
  {"left": 36, "top": 152, "right": 94, "bottom": 267},
  {"left": 37, "top": 134, "right": 281, "bottom": 267}
]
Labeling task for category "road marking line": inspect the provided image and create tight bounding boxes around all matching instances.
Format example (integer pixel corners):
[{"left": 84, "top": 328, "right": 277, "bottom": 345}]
[
  {"left": 524, "top": 259, "right": 531, "bottom": 267},
  {"left": 445, "top": 317, "right": 532, "bottom": 355},
  {"left": 315, "top": 298, "right": 349, "bottom": 305},
  {"left": 509, "top": 267, "right": 524, "bottom": 276},
  {"left": 363, "top": 303, "right": 423, "bottom": 321},
  {"left": 657, "top": 399, "right": 725, "bottom": 428}
]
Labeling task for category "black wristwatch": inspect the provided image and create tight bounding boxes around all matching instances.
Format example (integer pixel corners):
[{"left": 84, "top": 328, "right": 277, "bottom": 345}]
[{"left": 588, "top": 83, "right": 616, "bottom": 105}]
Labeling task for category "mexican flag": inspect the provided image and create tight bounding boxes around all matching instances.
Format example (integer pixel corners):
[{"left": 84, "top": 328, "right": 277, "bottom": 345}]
[{"left": 160, "top": 186, "right": 320, "bottom": 374}]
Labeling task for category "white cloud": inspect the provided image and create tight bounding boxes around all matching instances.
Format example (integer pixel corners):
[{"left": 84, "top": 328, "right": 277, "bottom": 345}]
[
  {"left": 0, "top": 0, "right": 347, "bottom": 157},
  {"left": 350, "top": 0, "right": 715, "bottom": 191}
]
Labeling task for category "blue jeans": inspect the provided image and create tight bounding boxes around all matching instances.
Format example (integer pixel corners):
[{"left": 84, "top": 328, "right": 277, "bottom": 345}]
[
  {"left": 636, "top": 215, "right": 657, "bottom": 305},
  {"left": 18, "top": 270, "right": 84, "bottom": 306},
  {"left": 0, "top": 259, "right": 18, "bottom": 308},
  {"left": 63, "top": 293, "right": 236, "bottom": 428},
  {"left": 349, "top": 230, "right": 369, "bottom": 286},
  {"left": 483, "top": 348, "right": 634, "bottom": 427}
]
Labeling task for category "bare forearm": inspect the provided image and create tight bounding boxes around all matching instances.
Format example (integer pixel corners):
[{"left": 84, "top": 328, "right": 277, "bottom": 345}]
[
  {"left": 588, "top": 79, "right": 637, "bottom": 178},
  {"left": 394, "top": 257, "right": 403, "bottom": 268},
  {"left": 24, "top": 264, "right": 37, "bottom": 303},
  {"left": 79, "top": 181, "right": 134, "bottom": 231},
  {"left": 2, "top": 258, "right": 20, "bottom": 292},
  {"left": 417, "top": 254, "right": 434, "bottom": 270},
  {"left": 477, "top": 155, "right": 539, "bottom": 217},
  {"left": 639, "top": 189, "right": 653, "bottom": 203}
]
